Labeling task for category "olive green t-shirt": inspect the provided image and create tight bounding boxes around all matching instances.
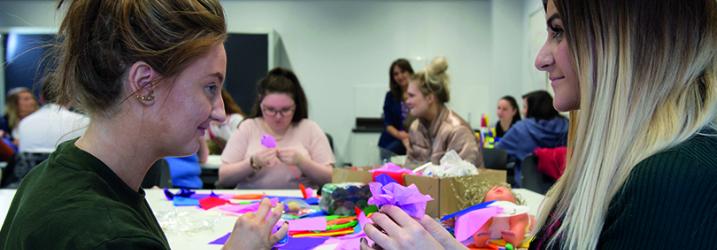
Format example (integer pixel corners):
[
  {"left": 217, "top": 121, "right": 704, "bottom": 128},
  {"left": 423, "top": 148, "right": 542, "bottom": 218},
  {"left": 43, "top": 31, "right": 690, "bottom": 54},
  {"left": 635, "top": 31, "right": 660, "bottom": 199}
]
[{"left": 0, "top": 139, "right": 169, "bottom": 249}]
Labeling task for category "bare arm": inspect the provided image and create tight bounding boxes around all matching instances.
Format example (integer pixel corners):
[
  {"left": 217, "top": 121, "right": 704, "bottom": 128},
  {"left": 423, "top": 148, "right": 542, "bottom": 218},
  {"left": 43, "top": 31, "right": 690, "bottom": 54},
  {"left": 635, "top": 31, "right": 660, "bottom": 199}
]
[
  {"left": 217, "top": 158, "right": 254, "bottom": 188},
  {"left": 386, "top": 125, "right": 408, "bottom": 140}
]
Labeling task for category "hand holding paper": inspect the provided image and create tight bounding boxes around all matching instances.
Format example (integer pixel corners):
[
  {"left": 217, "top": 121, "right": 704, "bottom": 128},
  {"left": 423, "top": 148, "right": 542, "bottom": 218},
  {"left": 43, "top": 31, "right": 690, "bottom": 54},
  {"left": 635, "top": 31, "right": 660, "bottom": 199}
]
[
  {"left": 221, "top": 198, "right": 287, "bottom": 250},
  {"left": 367, "top": 182, "right": 432, "bottom": 219},
  {"left": 363, "top": 205, "right": 457, "bottom": 250}
]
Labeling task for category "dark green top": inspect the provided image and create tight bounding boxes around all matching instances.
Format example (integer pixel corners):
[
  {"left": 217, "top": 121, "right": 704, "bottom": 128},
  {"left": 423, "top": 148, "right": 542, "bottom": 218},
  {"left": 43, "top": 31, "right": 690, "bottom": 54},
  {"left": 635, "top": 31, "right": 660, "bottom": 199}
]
[
  {"left": 0, "top": 139, "right": 170, "bottom": 250},
  {"left": 531, "top": 130, "right": 717, "bottom": 249}
]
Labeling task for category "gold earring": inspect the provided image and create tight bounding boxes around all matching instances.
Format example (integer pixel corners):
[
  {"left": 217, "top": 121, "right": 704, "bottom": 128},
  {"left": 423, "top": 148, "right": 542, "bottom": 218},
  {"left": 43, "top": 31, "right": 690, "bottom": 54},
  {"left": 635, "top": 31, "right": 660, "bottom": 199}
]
[{"left": 136, "top": 90, "right": 155, "bottom": 104}]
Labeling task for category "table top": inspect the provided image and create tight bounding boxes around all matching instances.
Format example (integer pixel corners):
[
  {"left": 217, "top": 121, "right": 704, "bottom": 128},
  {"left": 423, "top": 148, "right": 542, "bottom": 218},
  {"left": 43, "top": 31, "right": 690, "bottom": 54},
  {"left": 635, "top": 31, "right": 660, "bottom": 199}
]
[{"left": 0, "top": 188, "right": 544, "bottom": 250}]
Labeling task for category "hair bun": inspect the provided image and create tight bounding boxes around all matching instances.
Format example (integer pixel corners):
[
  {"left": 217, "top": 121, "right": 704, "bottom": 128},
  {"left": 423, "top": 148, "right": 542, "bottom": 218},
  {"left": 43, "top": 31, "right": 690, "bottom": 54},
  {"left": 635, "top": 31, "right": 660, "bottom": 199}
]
[{"left": 427, "top": 56, "right": 448, "bottom": 76}]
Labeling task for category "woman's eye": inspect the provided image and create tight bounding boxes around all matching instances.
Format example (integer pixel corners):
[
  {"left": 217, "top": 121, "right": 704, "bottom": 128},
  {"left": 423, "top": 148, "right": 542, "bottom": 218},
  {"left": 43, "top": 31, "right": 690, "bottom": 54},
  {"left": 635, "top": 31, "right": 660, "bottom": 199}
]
[
  {"left": 205, "top": 84, "right": 218, "bottom": 95},
  {"left": 549, "top": 25, "right": 563, "bottom": 39}
]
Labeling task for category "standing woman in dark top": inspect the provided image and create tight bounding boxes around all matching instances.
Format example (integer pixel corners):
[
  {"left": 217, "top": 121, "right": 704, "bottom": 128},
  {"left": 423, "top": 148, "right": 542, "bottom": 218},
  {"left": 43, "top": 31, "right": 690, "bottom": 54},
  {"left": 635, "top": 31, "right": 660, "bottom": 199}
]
[
  {"left": 494, "top": 95, "right": 521, "bottom": 138},
  {"left": 0, "top": 0, "right": 285, "bottom": 249},
  {"left": 378, "top": 59, "right": 414, "bottom": 162},
  {"left": 360, "top": 0, "right": 717, "bottom": 249}
]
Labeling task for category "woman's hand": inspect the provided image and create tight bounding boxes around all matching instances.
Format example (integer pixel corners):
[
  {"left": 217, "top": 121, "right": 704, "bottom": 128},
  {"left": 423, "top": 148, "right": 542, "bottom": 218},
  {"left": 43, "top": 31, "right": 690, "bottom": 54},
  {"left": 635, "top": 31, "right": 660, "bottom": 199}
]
[
  {"left": 277, "top": 148, "right": 306, "bottom": 166},
  {"left": 361, "top": 205, "right": 467, "bottom": 250},
  {"left": 222, "top": 198, "right": 288, "bottom": 250},
  {"left": 251, "top": 148, "right": 279, "bottom": 168},
  {"left": 401, "top": 138, "right": 411, "bottom": 152},
  {"left": 397, "top": 131, "right": 410, "bottom": 141}
]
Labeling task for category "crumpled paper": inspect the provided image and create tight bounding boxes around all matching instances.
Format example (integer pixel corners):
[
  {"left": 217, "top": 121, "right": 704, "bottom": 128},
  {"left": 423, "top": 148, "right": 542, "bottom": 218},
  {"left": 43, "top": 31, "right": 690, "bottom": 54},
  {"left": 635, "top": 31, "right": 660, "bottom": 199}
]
[
  {"left": 367, "top": 182, "right": 433, "bottom": 219},
  {"left": 413, "top": 150, "right": 478, "bottom": 177},
  {"left": 261, "top": 134, "right": 277, "bottom": 148},
  {"left": 370, "top": 162, "right": 414, "bottom": 185},
  {"left": 368, "top": 162, "right": 413, "bottom": 175}
]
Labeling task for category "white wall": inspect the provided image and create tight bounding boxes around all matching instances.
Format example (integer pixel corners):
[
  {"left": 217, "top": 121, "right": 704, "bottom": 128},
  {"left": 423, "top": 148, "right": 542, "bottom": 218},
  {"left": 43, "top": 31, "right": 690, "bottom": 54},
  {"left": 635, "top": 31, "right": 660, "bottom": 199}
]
[{"left": 0, "top": 0, "right": 545, "bottom": 164}]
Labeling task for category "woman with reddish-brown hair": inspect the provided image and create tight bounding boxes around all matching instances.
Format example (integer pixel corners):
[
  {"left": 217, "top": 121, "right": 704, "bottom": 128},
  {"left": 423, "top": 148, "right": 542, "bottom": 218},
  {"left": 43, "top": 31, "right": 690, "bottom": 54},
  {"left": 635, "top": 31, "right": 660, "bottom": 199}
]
[{"left": 0, "top": 1, "right": 285, "bottom": 249}]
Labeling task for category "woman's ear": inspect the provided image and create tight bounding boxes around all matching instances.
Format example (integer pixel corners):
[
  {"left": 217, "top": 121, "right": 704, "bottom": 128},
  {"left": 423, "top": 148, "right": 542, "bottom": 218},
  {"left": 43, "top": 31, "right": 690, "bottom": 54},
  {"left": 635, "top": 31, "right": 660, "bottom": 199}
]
[
  {"left": 426, "top": 93, "right": 436, "bottom": 105},
  {"left": 127, "top": 61, "right": 158, "bottom": 105}
]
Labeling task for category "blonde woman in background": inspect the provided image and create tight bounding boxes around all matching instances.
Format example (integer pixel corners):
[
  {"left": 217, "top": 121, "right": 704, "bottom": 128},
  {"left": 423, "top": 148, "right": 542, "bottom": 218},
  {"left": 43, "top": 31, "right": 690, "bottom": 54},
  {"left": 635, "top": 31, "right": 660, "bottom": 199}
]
[
  {"left": 360, "top": 0, "right": 717, "bottom": 249},
  {"left": 404, "top": 57, "right": 482, "bottom": 169},
  {"left": 2, "top": 87, "right": 38, "bottom": 142}
]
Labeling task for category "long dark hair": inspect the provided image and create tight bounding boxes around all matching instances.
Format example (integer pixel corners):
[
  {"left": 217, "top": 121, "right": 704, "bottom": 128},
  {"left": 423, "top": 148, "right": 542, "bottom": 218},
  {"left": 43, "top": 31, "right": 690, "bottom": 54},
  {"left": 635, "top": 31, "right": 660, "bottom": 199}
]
[
  {"left": 221, "top": 89, "right": 244, "bottom": 116},
  {"left": 389, "top": 59, "right": 414, "bottom": 99},
  {"left": 250, "top": 67, "right": 308, "bottom": 124},
  {"left": 522, "top": 90, "right": 561, "bottom": 120},
  {"left": 500, "top": 95, "right": 522, "bottom": 123}
]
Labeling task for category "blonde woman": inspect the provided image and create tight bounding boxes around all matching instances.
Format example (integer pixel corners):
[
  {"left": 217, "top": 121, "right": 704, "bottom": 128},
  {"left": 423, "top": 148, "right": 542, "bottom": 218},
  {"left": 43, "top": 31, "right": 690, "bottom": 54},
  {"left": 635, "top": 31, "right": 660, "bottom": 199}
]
[
  {"left": 404, "top": 57, "right": 482, "bottom": 169},
  {"left": 2, "top": 87, "right": 38, "bottom": 141},
  {"left": 360, "top": 0, "right": 717, "bottom": 249}
]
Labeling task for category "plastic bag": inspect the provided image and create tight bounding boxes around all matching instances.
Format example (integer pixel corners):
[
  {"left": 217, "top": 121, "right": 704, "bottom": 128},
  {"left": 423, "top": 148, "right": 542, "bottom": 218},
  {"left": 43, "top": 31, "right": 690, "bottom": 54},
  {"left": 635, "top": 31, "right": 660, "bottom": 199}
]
[{"left": 413, "top": 150, "right": 478, "bottom": 177}]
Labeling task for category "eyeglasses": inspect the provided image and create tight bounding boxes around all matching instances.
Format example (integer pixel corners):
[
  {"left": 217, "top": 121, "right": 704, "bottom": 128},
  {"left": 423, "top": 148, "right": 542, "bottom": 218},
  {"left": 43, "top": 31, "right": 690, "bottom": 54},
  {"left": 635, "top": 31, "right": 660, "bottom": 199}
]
[{"left": 261, "top": 104, "right": 296, "bottom": 117}]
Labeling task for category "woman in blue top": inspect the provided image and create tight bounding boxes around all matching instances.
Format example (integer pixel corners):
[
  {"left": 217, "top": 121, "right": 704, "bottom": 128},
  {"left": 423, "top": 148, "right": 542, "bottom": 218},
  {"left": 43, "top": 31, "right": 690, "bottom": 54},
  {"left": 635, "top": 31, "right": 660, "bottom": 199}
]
[
  {"left": 499, "top": 90, "right": 568, "bottom": 159},
  {"left": 498, "top": 90, "right": 568, "bottom": 186},
  {"left": 378, "top": 59, "right": 414, "bottom": 162}
]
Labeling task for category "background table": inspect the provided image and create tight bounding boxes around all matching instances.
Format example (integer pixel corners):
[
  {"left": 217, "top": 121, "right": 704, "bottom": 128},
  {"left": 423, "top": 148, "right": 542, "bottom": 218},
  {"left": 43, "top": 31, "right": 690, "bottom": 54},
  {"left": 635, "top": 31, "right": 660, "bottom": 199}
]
[{"left": 1, "top": 188, "right": 544, "bottom": 250}]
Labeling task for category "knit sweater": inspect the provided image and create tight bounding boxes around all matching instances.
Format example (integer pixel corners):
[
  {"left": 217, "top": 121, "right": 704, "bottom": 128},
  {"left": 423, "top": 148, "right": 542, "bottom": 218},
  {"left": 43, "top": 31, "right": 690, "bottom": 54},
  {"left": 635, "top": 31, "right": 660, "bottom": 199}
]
[{"left": 530, "top": 131, "right": 717, "bottom": 249}]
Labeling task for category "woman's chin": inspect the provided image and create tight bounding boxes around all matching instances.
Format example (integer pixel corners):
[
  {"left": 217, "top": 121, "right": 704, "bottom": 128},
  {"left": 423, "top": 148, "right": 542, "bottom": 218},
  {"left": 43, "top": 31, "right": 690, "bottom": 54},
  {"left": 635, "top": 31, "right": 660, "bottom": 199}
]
[{"left": 553, "top": 98, "right": 579, "bottom": 112}]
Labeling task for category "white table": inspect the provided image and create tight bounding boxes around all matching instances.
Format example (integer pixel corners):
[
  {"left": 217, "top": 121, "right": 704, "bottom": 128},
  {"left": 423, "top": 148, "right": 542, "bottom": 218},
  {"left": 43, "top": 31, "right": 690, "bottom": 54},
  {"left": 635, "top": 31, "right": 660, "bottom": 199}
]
[{"left": 1, "top": 188, "right": 544, "bottom": 250}]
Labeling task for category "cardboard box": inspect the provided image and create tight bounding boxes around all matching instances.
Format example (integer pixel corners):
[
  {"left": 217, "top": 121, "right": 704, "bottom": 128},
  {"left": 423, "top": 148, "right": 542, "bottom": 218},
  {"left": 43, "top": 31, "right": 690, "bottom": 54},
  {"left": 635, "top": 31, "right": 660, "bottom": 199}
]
[{"left": 332, "top": 167, "right": 507, "bottom": 218}]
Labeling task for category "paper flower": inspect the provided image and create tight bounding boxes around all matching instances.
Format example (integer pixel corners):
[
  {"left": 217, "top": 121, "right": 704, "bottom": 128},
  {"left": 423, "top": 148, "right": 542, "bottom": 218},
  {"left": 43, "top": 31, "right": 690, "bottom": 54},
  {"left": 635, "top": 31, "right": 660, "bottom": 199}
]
[
  {"left": 261, "top": 134, "right": 277, "bottom": 148},
  {"left": 368, "top": 162, "right": 412, "bottom": 174},
  {"left": 367, "top": 182, "right": 433, "bottom": 219},
  {"left": 369, "top": 162, "right": 413, "bottom": 185}
]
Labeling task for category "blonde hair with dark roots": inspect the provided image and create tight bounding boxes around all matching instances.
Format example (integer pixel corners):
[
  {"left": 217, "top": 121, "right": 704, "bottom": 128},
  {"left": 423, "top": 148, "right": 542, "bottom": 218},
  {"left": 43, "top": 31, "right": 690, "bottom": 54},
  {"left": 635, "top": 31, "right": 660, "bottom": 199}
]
[
  {"left": 51, "top": 0, "right": 227, "bottom": 117},
  {"left": 4, "top": 87, "right": 38, "bottom": 131},
  {"left": 536, "top": 0, "right": 717, "bottom": 249},
  {"left": 411, "top": 56, "right": 450, "bottom": 104}
]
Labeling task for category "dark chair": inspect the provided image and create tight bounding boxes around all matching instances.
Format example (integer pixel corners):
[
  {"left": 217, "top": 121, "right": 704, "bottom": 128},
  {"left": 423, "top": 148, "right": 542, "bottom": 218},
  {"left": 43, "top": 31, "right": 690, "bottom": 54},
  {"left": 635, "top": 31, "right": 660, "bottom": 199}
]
[
  {"left": 325, "top": 133, "right": 334, "bottom": 153},
  {"left": 483, "top": 148, "right": 517, "bottom": 185},
  {"left": 4, "top": 152, "right": 51, "bottom": 188},
  {"left": 482, "top": 148, "right": 508, "bottom": 170},
  {"left": 141, "top": 159, "right": 171, "bottom": 188},
  {"left": 521, "top": 155, "right": 555, "bottom": 194}
]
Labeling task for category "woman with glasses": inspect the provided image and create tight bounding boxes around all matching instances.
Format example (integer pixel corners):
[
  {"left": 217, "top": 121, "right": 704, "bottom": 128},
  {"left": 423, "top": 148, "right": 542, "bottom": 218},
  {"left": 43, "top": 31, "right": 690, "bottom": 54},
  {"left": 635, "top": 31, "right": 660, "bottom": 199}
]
[
  {"left": 404, "top": 57, "right": 482, "bottom": 169},
  {"left": 218, "top": 68, "right": 334, "bottom": 189}
]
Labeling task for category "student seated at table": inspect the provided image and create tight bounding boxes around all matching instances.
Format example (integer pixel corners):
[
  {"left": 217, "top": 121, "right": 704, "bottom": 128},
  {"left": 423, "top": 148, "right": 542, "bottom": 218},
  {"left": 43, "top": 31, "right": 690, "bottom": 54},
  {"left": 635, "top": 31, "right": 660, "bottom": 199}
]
[
  {"left": 498, "top": 90, "right": 567, "bottom": 159},
  {"left": 497, "top": 90, "right": 567, "bottom": 185},
  {"left": 9, "top": 80, "right": 89, "bottom": 187},
  {"left": 1, "top": 87, "right": 39, "bottom": 144},
  {"left": 218, "top": 68, "right": 334, "bottom": 189},
  {"left": 404, "top": 57, "right": 482, "bottom": 169},
  {"left": 494, "top": 95, "right": 522, "bottom": 138},
  {"left": 0, "top": 1, "right": 286, "bottom": 249},
  {"left": 0, "top": 87, "right": 39, "bottom": 187}
]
